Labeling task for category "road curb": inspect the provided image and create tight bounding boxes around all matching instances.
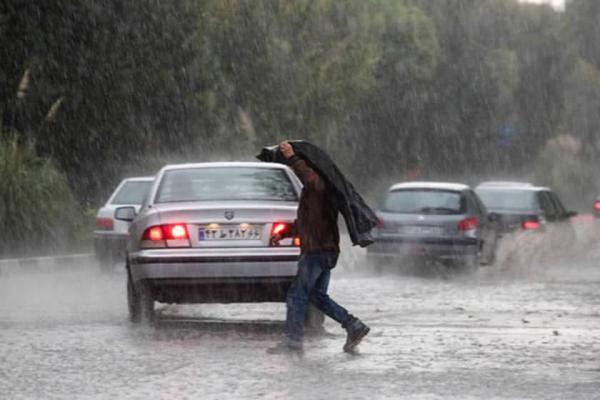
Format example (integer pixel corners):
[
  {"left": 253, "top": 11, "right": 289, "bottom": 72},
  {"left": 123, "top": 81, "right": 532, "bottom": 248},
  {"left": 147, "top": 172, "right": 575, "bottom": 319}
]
[{"left": 0, "top": 253, "right": 95, "bottom": 274}]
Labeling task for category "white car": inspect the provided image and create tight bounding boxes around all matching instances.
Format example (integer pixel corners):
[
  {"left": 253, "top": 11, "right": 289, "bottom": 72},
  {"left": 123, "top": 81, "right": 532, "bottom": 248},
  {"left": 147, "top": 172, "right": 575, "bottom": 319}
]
[
  {"left": 117, "top": 162, "right": 319, "bottom": 324},
  {"left": 94, "top": 176, "right": 154, "bottom": 264}
]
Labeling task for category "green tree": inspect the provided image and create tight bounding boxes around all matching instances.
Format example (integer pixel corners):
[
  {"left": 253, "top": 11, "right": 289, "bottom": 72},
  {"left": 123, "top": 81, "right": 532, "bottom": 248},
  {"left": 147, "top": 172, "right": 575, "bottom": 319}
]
[
  {"left": 1, "top": 1, "right": 200, "bottom": 202},
  {"left": 344, "top": 0, "right": 439, "bottom": 184},
  {"left": 194, "top": 0, "right": 381, "bottom": 151},
  {"left": 562, "top": 59, "right": 600, "bottom": 158},
  {"left": 566, "top": 0, "right": 600, "bottom": 68}
]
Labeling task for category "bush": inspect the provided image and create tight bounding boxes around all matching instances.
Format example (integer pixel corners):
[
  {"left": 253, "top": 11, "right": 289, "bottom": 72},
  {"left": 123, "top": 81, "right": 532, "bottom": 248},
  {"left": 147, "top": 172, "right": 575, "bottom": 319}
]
[{"left": 0, "top": 134, "right": 81, "bottom": 256}]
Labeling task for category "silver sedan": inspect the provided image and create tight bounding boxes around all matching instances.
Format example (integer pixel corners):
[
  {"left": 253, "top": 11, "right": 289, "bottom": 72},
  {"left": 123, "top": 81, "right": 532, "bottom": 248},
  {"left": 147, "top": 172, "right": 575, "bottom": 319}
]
[
  {"left": 117, "top": 162, "right": 305, "bottom": 323},
  {"left": 368, "top": 182, "right": 499, "bottom": 272}
]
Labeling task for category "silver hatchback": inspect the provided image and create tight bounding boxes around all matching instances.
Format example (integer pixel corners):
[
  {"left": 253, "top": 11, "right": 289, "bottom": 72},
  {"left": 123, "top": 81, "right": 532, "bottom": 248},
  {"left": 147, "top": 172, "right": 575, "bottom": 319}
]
[
  {"left": 118, "top": 162, "right": 303, "bottom": 322},
  {"left": 368, "top": 182, "right": 498, "bottom": 272}
]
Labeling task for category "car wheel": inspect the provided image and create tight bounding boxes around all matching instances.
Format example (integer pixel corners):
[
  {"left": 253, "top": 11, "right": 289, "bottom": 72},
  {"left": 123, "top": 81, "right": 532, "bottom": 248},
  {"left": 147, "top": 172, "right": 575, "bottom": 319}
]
[
  {"left": 487, "top": 239, "right": 498, "bottom": 266},
  {"left": 485, "top": 251, "right": 496, "bottom": 267},
  {"left": 304, "top": 305, "right": 325, "bottom": 331},
  {"left": 482, "top": 238, "right": 498, "bottom": 266},
  {"left": 127, "top": 270, "right": 154, "bottom": 324}
]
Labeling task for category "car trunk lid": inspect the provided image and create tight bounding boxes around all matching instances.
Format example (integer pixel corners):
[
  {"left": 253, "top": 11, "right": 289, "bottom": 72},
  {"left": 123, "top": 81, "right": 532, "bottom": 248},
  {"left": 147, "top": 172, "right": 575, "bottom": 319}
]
[
  {"left": 376, "top": 212, "right": 468, "bottom": 239},
  {"left": 151, "top": 201, "right": 298, "bottom": 248},
  {"left": 490, "top": 209, "right": 541, "bottom": 233}
]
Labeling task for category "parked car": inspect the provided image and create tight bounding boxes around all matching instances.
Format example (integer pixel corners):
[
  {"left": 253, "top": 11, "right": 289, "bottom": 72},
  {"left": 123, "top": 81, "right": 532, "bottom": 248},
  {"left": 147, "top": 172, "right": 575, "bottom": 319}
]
[
  {"left": 119, "top": 162, "right": 321, "bottom": 324},
  {"left": 474, "top": 183, "right": 577, "bottom": 235},
  {"left": 368, "top": 182, "right": 499, "bottom": 272},
  {"left": 94, "top": 176, "right": 154, "bottom": 265}
]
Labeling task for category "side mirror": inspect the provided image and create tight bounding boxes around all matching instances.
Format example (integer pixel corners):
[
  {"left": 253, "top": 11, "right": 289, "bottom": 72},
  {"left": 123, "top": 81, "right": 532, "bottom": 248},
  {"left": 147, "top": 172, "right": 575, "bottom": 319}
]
[
  {"left": 114, "top": 206, "right": 136, "bottom": 222},
  {"left": 566, "top": 210, "right": 578, "bottom": 218}
]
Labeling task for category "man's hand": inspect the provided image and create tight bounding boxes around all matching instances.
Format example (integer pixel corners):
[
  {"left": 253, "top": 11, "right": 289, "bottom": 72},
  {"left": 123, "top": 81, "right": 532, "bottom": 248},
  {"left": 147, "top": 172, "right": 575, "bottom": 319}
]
[{"left": 279, "top": 141, "right": 295, "bottom": 159}]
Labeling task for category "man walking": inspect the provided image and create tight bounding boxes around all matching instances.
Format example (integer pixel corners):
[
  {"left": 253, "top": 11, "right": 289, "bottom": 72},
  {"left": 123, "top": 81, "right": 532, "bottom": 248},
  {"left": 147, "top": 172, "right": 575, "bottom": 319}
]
[{"left": 267, "top": 141, "right": 370, "bottom": 355}]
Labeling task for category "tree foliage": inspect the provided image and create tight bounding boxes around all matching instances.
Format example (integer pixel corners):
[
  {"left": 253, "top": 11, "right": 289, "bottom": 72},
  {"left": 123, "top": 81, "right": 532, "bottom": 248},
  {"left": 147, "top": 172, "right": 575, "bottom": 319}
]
[{"left": 1, "top": 0, "right": 600, "bottom": 212}]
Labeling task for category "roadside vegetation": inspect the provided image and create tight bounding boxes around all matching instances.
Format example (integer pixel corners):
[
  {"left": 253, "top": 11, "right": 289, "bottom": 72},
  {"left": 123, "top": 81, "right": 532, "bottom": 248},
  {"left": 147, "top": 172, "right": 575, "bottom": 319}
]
[
  {"left": 1, "top": 0, "right": 600, "bottom": 252},
  {"left": 0, "top": 130, "right": 85, "bottom": 255}
]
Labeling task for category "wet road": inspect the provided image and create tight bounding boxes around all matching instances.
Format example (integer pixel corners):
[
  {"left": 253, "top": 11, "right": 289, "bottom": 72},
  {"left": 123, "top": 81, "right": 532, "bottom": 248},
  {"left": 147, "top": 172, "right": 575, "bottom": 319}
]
[{"left": 1, "top": 241, "right": 599, "bottom": 399}]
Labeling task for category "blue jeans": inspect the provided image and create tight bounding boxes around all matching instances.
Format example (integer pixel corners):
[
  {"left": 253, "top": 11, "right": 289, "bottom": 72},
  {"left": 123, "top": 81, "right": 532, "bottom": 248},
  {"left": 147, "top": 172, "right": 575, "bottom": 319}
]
[{"left": 286, "top": 252, "right": 350, "bottom": 346}]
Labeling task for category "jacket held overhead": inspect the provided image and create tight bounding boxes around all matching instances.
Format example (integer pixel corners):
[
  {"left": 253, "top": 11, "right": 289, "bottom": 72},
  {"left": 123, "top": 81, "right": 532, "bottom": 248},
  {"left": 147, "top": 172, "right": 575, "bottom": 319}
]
[
  {"left": 287, "top": 154, "right": 340, "bottom": 253},
  {"left": 257, "top": 141, "right": 378, "bottom": 248}
]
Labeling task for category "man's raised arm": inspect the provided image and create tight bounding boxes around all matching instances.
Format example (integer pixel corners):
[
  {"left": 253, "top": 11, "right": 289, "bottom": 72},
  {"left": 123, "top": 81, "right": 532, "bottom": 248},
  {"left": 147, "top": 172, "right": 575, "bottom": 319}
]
[{"left": 280, "top": 141, "right": 325, "bottom": 192}]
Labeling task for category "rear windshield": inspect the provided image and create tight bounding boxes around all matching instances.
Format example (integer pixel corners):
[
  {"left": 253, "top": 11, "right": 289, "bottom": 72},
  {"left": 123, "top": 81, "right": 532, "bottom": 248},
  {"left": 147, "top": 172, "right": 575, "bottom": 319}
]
[
  {"left": 155, "top": 167, "right": 298, "bottom": 203},
  {"left": 111, "top": 181, "right": 152, "bottom": 205},
  {"left": 475, "top": 189, "right": 536, "bottom": 211},
  {"left": 382, "top": 189, "right": 464, "bottom": 214}
]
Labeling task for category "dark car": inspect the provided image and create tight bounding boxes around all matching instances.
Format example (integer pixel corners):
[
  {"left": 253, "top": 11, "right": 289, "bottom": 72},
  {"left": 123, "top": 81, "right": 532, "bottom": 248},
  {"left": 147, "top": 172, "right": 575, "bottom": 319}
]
[
  {"left": 368, "top": 182, "right": 499, "bottom": 272},
  {"left": 475, "top": 183, "right": 577, "bottom": 235}
]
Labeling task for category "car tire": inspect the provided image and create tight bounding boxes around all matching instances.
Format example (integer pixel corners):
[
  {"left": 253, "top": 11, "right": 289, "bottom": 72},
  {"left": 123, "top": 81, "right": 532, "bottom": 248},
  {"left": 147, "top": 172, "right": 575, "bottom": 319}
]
[
  {"left": 305, "top": 305, "right": 325, "bottom": 330},
  {"left": 94, "top": 244, "right": 112, "bottom": 268},
  {"left": 127, "top": 270, "right": 154, "bottom": 324},
  {"left": 96, "top": 244, "right": 121, "bottom": 272},
  {"left": 487, "top": 239, "right": 498, "bottom": 266},
  {"left": 482, "top": 238, "right": 498, "bottom": 266}
]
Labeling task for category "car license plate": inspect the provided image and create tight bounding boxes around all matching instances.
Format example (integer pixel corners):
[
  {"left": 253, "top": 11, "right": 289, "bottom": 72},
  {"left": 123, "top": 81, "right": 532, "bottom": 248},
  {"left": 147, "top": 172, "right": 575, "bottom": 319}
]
[
  {"left": 198, "top": 224, "right": 262, "bottom": 241},
  {"left": 399, "top": 226, "right": 443, "bottom": 236}
]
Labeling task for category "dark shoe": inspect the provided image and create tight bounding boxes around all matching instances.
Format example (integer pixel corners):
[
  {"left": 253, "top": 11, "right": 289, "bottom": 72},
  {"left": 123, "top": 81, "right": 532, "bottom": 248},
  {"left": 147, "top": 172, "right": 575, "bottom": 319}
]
[
  {"left": 266, "top": 341, "right": 304, "bottom": 356},
  {"left": 343, "top": 316, "right": 370, "bottom": 353}
]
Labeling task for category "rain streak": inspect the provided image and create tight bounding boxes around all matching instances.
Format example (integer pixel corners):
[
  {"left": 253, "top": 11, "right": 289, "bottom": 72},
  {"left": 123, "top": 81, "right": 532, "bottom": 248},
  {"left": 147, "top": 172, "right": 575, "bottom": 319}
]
[{"left": 1, "top": 1, "right": 599, "bottom": 399}]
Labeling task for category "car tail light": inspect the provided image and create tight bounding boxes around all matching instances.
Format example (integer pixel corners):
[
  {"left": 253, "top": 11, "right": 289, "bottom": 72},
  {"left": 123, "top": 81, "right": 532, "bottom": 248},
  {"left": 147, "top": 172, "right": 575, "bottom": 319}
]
[
  {"left": 522, "top": 220, "right": 540, "bottom": 230},
  {"left": 458, "top": 217, "right": 478, "bottom": 231},
  {"left": 165, "top": 224, "right": 189, "bottom": 240},
  {"left": 270, "top": 222, "right": 300, "bottom": 247},
  {"left": 594, "top": 201, "right": 600, "bottom": 212},
  {"left": 141, "top": 224, "right": 190, "bottom": 248},
  {"left": 145, "top": 226, "right": 164, "bottom": 241},
  {"left": 376, "top": 218, "right": 385, "bottom": 229},
  {"left": 272, "top": 222, "right": 291, "bottom": 237},
  {"left": 95, "top": 217, "right": 114, "bottom": 231}
]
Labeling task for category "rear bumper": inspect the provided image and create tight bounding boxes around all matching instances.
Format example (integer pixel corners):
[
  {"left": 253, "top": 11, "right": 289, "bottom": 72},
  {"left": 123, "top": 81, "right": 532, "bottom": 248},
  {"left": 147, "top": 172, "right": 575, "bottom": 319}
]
[
  {"left": 496, "top": 222, "right": 523, "bottom": 235},
  {"left": 129, "top": 248, "right": 300, "bottom": 303},
  {"left": 368, "top": 238, "right": 478, "bottom": 260},
  {"left": 130, "top": 258, "right": 298, "bottom": 281},
  {"left": 144, "top": 277, "right": 294, "bottom": 303}
]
